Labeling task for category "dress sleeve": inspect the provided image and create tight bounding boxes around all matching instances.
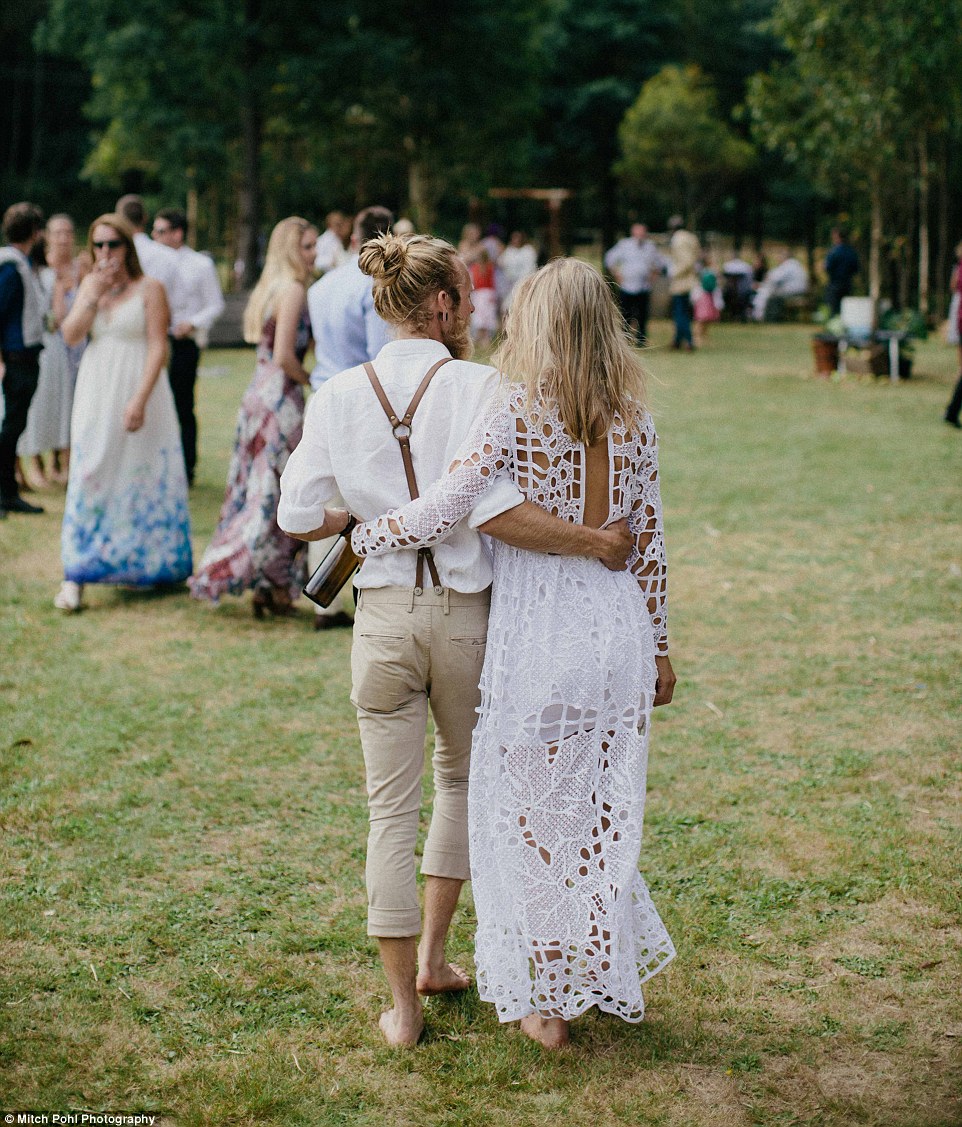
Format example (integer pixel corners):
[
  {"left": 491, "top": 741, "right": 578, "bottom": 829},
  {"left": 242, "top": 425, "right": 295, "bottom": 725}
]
[
  {"left": 626, "top": 414, "right": 668, "bottom": 654},
  {"left": 351, "top": 400, "right": 514, "bottom": 556}
]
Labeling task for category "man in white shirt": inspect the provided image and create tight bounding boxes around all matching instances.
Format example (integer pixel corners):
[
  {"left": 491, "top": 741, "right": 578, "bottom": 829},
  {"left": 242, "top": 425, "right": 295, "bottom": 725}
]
[
  {"left": 313, "top": 210, "right": 352, "bottom": 275},
  {"left": 116, "top": 195, "right": 183, "bottom": 313},
  {"left": 308, "top": 207, "right": 394, "bottom": 391},
  {"left": 306, "top": 206, "right": 395, "bottom": 628},
  {"left": 752, "top": 249, "right": 808, "bottom": 322},
  {"left": 604, "top": 223, "right": 666, "bottom": 344},
  {"left": 279, "top": 233, "right": 631, "bottom": 1048},
  {"left": 152, "top": 208, "right": 226, "bottom": 485}
]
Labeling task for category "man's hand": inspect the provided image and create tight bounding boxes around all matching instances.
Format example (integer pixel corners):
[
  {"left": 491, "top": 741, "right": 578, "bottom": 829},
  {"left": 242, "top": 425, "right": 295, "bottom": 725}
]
[
  {"left": 653, "top": 655, "right": 675, "bottom": 707},
  {"left": 172, "top": 321, "right": 194, "bottom": 340},
  {"left": 595, "top": 518, "right": 632, "bottom": 571},
  {"left": 284, "top": 506, "right": 351, "bottom": 542}
]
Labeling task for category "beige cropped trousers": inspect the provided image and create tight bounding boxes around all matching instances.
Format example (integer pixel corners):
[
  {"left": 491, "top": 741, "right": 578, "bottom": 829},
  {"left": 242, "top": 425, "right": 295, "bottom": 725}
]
[{"left": 350, "top": 584, "right": 490, "bottom": 938}]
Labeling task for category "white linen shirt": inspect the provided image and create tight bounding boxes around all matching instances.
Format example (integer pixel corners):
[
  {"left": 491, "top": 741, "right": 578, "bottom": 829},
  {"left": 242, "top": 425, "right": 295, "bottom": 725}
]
[
  {"left": 133, "top": 232, "right": 185, "bottom": 325},
  {"left": 279, "top": 338, "right": 524, "bottom": 592},
  {"left": 604, "top": 238, "right": 667, "bottom": 294},
  {"left": 170, "top": 245, "right": 225, "bottom": 346},
  {"left": 307, "top": 255, "right": 393, "bottom": 389},
  {"left": 314, "top": 227, "right": 350, "bottom": 274}
]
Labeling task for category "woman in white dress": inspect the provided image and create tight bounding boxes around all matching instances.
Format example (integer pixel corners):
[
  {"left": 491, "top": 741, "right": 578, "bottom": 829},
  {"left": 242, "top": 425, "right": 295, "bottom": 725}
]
[
  {"left": 348, "top": 257, "right": 677, "bottom": 1049},
  {"left": 18, "top": 214, "right": 88, "bottom": 487},
  {"left": 54, "top": 214, "right": 191, "bottom": 611}
]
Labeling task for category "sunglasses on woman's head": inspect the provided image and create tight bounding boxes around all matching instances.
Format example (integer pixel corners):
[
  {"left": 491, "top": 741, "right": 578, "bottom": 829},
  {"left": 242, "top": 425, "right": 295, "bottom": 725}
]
[{"left": 93, "top": 239, "right": 123, "bottom": 250}]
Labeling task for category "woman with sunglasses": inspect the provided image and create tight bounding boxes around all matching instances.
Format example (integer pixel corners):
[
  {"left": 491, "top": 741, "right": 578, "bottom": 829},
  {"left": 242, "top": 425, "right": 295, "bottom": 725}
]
[{"left": 54, "top": 213, "right": 191, "bottom": 611}]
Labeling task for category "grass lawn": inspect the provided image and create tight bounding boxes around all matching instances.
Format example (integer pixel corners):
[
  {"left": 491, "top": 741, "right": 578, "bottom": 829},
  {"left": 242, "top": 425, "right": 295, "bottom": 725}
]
[{"left": 2, "top": 321, "right": 960, "bottom": 1126}]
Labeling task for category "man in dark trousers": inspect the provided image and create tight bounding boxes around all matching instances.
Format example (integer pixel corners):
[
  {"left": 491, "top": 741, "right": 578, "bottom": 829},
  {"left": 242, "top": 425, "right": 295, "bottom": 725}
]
[
  {"left": 824, "top": 228, "right": 859, "bottom": 315},
  {"left": 151, "top": 208, "right": 225, "bottom": 484},
  {"left": 0, "top": 202, "right": 46, "bottom": 517}
]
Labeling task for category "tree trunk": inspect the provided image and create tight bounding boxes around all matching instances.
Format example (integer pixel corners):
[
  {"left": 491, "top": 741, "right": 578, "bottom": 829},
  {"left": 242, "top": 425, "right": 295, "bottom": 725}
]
[
  {"left": 408, "top": 158, "right": 439, "bottom": 234},
  {"left": 237, "top": 0, "right": 262, "bottom": 289},
  {"left": 600, "top": 169, "right": 618, "bottom": 258},
  {"left": 917, "top": 131, "right": 930, "bottom": 318},
  {"left": 935, "top": 132, "right": 949, "bottom": 319},
  {"left": 187, "top": 185, "right": 199, "bottom": 250},
  {"left": 27, "top": 54, "right": 44, "bottom": 183},
  {"left": 238, "top": 100, "right": 262, "bottom": 288},
  {"left": 868, "top": 172, "right": 883, "bottom": 308}
]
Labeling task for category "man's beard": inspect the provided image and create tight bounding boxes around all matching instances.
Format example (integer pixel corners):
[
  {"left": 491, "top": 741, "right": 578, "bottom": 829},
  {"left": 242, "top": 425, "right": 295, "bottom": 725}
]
[{"left": 441, "top": 313, "right": 473, "bottom": 360}]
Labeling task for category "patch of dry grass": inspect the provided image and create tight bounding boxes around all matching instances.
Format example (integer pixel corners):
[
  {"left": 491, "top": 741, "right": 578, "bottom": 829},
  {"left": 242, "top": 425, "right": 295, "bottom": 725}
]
[{"left": 2, "top": 327, "right": 961, "bottom": 1125}]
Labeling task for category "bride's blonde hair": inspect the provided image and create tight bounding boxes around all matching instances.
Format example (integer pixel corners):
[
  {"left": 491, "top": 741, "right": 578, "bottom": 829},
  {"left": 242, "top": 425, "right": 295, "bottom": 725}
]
[
  {"left": 495, "top": 257, "right": 648, "bottom": 445},
  {"left": 243, "top": 217, "right": 315, "bottom": 343}
]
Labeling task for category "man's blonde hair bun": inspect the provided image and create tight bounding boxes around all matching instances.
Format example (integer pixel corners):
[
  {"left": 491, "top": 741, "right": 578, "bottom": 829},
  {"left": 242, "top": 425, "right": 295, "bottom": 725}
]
[
  {"left": 358, "top": 233, "right": 463, "bottom": 330},
  {"left": 358, "top": 233, "right": 408, "bottom": 283}
]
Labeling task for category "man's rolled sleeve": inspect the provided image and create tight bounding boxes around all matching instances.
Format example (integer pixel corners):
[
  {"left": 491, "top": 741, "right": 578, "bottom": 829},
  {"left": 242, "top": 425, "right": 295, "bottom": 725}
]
[
  {"left": 278, "top": 388, "right": 338, "bottom": 533},
  {"left": 466, "top": 478, "right": 525, "bottom": 529}
]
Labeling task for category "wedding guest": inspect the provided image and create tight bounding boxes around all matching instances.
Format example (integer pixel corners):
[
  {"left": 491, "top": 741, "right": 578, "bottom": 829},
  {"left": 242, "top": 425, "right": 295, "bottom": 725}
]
[
  {"left": 18, "top": 214, "right": 89, "bottom": 487},
  {"left": 499, "top": 231, "right": 538, "bottom": 313},
  {"left": 55, "top": 214, "right": 191, "bottom": 611},
  {"left": 692, "top": 256, "right": 722, "bottom": 347},
  {"left": 469, "top": 249, "right": 499, "bottom": 347},
  {"left": 944, "top": 242, "right": 962, "bottom": 430},
  {"left": 667, "top": 215, "right": 700, "bottom": 350},
  {"left": 151, "top": 207, "right": 226, "bottom": 485},
  {"left": 824, "top": 227, "right": 859, "bottom": 315},
  {"left": 189, "top": 217, "right": 317, "bottom": 616},
  {"left": 604, "top": 223, "right": 666, "bottom": 345},
  {"left": 0, "top": 201, "right": 46, "bottom": 517},
  {"left": 314, "top": 210, "right": 352, "bottom": 275},
  {"left": 752, "top": 249, "right": 808, "bottom": 322}
]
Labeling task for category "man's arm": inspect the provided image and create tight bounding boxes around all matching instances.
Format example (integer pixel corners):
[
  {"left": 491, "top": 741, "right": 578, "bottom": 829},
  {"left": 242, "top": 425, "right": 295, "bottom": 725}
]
[
  {"left": 277, "top": 387, "right": 339, "bottom": 536},
  {"left": 191, "top": 256, "right": 226, "bottom": 332},
  {"left": 479, "top": 502, "right": 632, "bottom": 571},
  {"left": 284, "top": 507, "right": 349, "bottom": 542}
]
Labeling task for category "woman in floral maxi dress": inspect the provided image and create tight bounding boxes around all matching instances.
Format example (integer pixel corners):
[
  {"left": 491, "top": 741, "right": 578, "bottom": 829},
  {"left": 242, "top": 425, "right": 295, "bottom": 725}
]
[
  {"left": 189, "top": 217, "right": 317, "bottom": 616},
  {"left": 348, "top": 258, "right": 677, "bottom": 1049}
]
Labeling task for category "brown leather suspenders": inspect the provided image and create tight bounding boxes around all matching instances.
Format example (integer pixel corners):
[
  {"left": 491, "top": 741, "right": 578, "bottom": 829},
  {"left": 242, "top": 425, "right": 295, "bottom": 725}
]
[{"left": 363, "top": 357, "right": 452, "bottom": 595}]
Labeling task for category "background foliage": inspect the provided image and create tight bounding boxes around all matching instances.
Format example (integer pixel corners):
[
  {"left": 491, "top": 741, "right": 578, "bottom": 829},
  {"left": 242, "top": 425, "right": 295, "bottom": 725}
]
[{"left": 2, "top": 0, "right": 962, "bottom": 307}]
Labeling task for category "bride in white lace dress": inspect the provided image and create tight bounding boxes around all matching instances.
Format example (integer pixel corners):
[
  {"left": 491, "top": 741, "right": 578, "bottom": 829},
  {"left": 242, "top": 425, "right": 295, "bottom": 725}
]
[{"left": 350, "top": 258, "right": 676, "bottom": 1048}]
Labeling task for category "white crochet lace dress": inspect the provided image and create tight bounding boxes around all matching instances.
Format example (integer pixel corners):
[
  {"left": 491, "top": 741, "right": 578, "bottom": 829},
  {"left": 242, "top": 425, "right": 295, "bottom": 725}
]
[{"left": 352, "top": 389, "right": 675, "bottom": 1022}]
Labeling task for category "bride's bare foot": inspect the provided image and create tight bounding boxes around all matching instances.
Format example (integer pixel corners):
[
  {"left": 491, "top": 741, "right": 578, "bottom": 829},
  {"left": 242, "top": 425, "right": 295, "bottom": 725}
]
[
  {"left": 520, "top": 1014, "right": 570, "bottom": 1049},
  {"left": 378, "top": 1007, "right": 424, "bottom": 1048},
  {"left": 416, "top": 961, "right": 471, "bottom": 996}
]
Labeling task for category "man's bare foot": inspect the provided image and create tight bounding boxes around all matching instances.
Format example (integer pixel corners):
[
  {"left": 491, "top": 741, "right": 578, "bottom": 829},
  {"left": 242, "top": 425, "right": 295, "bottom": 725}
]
[
  {"left": 416, "top": 961, "right": 471, "bottom": 996},
  {"left": 378, "top": 1007, "right": 424, "bottom": 1048},
  {"left": 520, "top": 1014, "right": 570, "bottom": 1049}
]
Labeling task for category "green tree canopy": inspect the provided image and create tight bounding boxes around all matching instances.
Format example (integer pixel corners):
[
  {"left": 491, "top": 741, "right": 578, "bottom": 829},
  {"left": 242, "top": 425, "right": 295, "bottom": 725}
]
[
  {"left": 747, "top": 0, "right": 962, "bottom": 304},
  {"left": 37, "top": 0, "right": 548, "bottom": 270},
  {"left": 616, "top": 64, "right": 754, "bottom": 226}
]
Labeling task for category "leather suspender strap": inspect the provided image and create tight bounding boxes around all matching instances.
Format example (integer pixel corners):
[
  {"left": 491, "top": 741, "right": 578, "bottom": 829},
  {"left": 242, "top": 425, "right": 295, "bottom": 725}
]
[{"left": 363, "top": 357, "right": 452, "bottom": 594}]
